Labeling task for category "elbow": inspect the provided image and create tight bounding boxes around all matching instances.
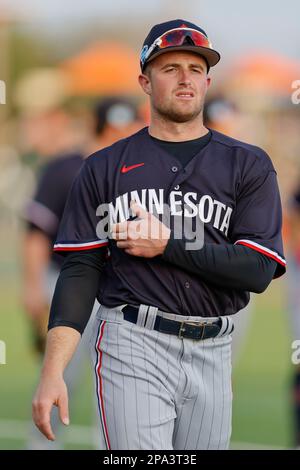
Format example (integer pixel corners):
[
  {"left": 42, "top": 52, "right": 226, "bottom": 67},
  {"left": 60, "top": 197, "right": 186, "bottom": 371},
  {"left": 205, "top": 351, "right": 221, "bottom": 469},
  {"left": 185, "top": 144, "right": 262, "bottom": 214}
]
[
  {"left": 252, "top": 261, "right": 277, "bottom": 293},
  {"left": 251, "top": 284, "right": 267, "bottom": 294},
  {"left": 248, "top": 260, "right": 276, "bottom": 294},
  {"left": 250, "top": 277, "right": 273, "bottom": 294}
]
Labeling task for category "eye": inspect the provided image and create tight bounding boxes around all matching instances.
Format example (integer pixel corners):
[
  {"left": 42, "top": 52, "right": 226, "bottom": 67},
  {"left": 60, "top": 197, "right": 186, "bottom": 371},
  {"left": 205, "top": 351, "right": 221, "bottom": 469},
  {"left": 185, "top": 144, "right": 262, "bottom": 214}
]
[
  {"left": 192, "top": 68, "right": 202, "bottom": 73},
  {"left": 164, "top": 67, "right": 176, "bottom": 73}
]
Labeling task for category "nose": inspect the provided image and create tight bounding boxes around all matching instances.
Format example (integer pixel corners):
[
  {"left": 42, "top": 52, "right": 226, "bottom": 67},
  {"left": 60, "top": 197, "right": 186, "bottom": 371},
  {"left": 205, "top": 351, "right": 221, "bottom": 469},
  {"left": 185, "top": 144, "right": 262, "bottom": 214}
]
[{"left": 178, "top": 68, "right": 192, "bottom": 86}]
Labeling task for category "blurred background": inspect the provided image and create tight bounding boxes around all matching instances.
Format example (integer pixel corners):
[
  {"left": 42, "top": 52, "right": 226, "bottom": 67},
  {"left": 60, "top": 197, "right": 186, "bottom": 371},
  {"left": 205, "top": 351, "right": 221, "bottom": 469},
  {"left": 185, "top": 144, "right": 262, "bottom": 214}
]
[{"left": 1, "top": 0, "right": 300, "bottom": 450}]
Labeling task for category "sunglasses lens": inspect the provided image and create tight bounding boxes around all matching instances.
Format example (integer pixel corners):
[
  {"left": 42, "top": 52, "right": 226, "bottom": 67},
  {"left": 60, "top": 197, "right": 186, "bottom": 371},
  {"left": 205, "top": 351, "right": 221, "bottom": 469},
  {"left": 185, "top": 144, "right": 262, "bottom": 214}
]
[
  {"left": 140, "top": 28, "right": 214, "bottom": 67},
  {"left": 160, "top": 29, "right": 211, "bottom": 49}
]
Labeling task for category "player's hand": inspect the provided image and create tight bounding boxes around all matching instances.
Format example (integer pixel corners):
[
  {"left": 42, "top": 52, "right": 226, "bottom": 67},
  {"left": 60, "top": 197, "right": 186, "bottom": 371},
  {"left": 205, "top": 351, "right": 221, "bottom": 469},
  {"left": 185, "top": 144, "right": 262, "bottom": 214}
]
[
  {"left": 32, "top": 372, "right": 69, "bottom": 441},
  {"left": 111, "top": 200, "right": 171, "bottom": 257}
]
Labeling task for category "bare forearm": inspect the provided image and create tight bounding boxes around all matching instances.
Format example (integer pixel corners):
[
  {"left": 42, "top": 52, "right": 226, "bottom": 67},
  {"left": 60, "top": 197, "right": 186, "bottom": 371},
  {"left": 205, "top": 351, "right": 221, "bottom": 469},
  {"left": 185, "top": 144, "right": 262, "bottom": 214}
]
[{"left": 41, "top": 326, "right": 81, "bottom": 377}]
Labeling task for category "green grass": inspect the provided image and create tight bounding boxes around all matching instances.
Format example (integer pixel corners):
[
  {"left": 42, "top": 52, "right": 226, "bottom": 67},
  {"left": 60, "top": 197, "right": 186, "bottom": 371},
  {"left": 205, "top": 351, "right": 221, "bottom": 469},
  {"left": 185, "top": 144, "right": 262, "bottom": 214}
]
[
  {"left": 0, "top": 279, "right": 95, "bottom": 449},
  {"left": 231, "top": 281, "right": 293, "bottom": 448}
]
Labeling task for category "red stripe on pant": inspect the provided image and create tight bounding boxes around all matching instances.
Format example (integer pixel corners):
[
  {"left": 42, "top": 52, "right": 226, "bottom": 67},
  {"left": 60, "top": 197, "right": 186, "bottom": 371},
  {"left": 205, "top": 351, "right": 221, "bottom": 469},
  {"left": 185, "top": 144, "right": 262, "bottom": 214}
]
[{"left": 95, "top": 320, "right": 111, "bottom": 450}]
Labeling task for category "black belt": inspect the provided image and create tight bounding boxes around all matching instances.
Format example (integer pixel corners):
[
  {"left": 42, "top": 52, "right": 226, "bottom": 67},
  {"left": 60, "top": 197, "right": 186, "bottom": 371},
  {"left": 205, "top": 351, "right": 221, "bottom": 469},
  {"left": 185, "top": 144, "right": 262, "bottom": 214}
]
[{"left": 122, "top": 305, "right": 223, "bottom": 341}]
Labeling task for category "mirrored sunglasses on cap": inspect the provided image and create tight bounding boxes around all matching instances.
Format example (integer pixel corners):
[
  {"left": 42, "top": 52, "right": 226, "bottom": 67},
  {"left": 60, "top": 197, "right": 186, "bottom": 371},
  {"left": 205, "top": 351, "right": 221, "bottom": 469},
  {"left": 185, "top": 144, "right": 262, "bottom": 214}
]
[{"left": 141, "top": 27, "right": 214, "bottom": 67}]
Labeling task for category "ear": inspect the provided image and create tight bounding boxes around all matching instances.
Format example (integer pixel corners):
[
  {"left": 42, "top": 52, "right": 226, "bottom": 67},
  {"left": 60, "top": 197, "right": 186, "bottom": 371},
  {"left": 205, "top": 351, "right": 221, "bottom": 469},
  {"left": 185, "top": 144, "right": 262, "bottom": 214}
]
[
  {"left": 206, "top": 76, "right": 211, "bottom": 89},
  {"left": 138, "top": 73, "right": 152, "bottom": 96}
]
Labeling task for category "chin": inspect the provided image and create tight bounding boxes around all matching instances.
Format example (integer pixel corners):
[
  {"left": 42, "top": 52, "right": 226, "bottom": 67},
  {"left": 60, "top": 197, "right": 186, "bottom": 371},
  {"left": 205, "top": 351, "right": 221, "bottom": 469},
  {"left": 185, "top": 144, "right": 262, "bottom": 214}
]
[
  {"left": 155, "top": 102, "right": 202, "bottom": 124},
  {"left": 167, "top": 109, "right": 200, "bottom": 123}
]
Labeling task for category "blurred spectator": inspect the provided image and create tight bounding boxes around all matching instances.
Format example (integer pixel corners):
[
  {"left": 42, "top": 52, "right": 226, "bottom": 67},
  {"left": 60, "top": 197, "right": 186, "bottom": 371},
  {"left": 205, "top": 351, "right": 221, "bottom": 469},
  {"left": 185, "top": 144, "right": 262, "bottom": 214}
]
[
  {"left": 18, "top": 73, "right": 142, "bottom": 448},
  {"left": 86, "top": 96, "right": 141, "bottom": 155},
  {"left": 204, "top": 95, "right": 238, "bottom": 137},
  {"left": 15, "top": 68, "right": 85, "bottom": 161},
  {"left": 16, "top": 68, "right": 84, "bottom": 350}
]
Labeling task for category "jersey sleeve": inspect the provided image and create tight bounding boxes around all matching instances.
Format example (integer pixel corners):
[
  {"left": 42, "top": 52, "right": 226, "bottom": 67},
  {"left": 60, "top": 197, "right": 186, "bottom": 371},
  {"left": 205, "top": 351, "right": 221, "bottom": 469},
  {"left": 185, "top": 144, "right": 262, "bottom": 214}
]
[
  {"left": 25, "top": 165, "right": 61, "bottom": 238},
  {"left": 24, "top": 156, "right": 83, "bottom": 239},
  {"left": 229, "top": 167, "right": 286, "bottom": 278},
  {"left": 53, "top": 158, "right": 109, "bottom": 253}
]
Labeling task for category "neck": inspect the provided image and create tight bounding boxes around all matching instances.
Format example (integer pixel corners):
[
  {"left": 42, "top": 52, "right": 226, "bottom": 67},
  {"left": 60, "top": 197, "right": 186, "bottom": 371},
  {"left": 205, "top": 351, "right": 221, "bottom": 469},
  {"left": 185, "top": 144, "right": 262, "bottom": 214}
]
[{"left": 148, "top": 110, "right": 208, "bottom": 142}]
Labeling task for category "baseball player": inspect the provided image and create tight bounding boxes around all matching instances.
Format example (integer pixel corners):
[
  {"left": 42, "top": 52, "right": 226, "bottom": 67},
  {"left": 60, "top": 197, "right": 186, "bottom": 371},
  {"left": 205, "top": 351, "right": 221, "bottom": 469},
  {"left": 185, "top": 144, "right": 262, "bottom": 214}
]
[{"left": 32, "top": 19, "right": 286, "bottom": 450}]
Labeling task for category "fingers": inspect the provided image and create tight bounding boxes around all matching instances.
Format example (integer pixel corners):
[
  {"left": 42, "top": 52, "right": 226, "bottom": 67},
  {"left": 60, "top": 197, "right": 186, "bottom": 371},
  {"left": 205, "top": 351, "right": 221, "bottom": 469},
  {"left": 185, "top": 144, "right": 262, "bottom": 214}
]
[
  {"left": 130, "top": 200, "right": 148, "bottom": 219},
  {"left": 32, "top": 377, "right": 70, "bottom": 441},
  {"left": 111, "top": 228, "right": 128, "bottom": 240},
  {"left": 111, "top": 201, "right": 149, "bottom": 241},
  {"left": 58, "top": 391, "right": 70, "bottom": 427},
  {"left": 32, "top": 398, "right": 55, "bottom": 441},
  {"left": 111, "top": 221, "right": 129, "bottom": 234},
  {"left": 116, "top": 241, "right": 131, "bottom": 249},
  {"left": 112, "top": 221, "right": 139, "bottom": 241}
]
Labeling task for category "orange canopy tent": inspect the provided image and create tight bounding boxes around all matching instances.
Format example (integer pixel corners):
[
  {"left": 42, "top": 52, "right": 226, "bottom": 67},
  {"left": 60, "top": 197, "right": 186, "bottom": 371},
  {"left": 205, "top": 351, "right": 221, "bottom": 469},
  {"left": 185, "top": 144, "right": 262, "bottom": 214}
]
[
  {"left": 225, "top": 52, "right": 300, "bottom": 96},
  {"left": 60, "top": 41, "right": 142, "bottom": 96}
]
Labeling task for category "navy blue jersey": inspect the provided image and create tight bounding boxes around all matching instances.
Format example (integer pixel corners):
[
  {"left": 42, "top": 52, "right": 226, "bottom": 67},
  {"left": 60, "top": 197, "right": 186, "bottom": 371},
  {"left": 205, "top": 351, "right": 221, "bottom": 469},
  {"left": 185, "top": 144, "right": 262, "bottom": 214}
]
[
  {"left": 54, "top": 127, "right": 286, "bottom": 317},
  {"left": 25, "top": 153, "right": 83, "bottom": 267}
]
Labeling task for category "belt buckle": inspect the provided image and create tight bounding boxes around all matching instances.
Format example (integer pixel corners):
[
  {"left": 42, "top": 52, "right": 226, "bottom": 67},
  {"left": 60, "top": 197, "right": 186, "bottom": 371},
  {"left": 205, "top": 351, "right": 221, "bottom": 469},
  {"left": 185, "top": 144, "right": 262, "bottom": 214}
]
[{"left": 178, "top": 321, "right": 207, "bottom": 340}]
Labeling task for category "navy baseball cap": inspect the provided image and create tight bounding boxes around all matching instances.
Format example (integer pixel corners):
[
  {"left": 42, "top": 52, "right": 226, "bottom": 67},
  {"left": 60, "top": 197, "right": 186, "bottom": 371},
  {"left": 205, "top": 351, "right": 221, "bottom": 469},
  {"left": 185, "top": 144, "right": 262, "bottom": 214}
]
[{"left": 140, "top": 19, "right": 220, "bottom": 72}]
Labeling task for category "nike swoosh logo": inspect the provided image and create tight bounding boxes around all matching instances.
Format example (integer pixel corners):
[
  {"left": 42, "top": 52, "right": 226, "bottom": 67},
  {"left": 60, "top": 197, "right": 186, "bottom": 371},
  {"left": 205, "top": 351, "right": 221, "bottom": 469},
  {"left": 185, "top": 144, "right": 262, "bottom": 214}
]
[{"left": 121, "top": 163, "right": 145, "bottom": 174}]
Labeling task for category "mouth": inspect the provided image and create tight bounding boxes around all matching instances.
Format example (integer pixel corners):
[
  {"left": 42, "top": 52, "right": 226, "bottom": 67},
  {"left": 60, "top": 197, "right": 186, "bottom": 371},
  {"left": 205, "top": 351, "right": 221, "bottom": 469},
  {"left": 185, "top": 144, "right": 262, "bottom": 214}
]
[{"left": 175, "top": 91, "right": 195, "bottom": 100}]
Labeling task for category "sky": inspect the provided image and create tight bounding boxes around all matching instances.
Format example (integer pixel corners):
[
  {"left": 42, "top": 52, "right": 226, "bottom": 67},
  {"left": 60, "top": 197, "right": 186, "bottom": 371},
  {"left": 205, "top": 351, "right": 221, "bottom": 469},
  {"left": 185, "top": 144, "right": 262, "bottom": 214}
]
[{"left": 1, "top": 0, "right": 300, "bottom": 61}]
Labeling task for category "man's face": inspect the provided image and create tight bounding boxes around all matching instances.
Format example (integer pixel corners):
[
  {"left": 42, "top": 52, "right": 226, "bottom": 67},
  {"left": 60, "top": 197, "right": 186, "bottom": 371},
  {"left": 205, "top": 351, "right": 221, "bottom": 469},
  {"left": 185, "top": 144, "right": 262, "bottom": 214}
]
[{"left": 139, "top": 51, "right": 211, "bottom": 123}]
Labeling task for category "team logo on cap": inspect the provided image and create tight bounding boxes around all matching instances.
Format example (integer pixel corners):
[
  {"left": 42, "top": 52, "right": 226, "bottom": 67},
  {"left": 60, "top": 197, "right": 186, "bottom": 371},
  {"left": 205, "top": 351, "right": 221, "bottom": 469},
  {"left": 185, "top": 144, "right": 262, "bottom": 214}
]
[{"left": 140, "top": 45, "right": 149, "bottom": 66}]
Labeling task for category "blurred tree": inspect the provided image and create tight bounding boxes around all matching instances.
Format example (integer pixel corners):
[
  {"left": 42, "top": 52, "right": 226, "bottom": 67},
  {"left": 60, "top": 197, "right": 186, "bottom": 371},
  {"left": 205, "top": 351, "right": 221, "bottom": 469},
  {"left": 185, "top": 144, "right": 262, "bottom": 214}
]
[
  {"left": 10, "top": 29, "right": 55, "bottom": 83},
  {"left": 2, "top": 24, "right": 57, "bottom": 116}
]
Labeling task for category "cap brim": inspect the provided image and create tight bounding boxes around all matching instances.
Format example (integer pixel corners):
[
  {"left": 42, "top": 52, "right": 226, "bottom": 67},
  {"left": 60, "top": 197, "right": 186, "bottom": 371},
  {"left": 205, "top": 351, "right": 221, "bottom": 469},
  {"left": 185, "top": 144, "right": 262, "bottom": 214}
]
[{"left": 143, "top": 45, "right": 221, "bottom": 70}]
